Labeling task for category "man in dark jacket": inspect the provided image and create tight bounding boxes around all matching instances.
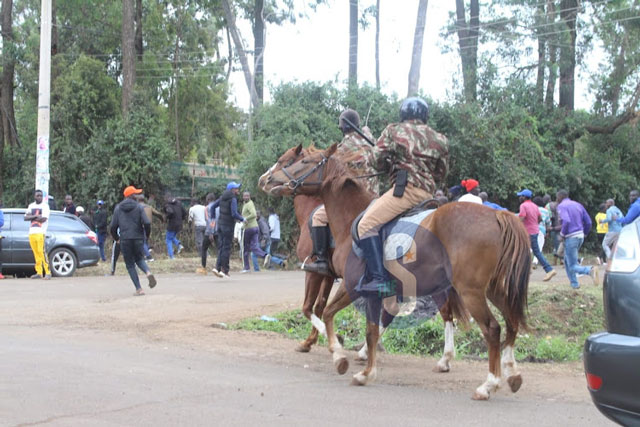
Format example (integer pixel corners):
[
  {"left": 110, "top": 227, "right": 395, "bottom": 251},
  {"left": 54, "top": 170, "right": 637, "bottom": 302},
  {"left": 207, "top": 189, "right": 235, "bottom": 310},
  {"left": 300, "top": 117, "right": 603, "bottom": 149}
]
[
  {"left": 94, "top": 200, "right": 108, "bottom": 261},
  {"left": 110, "top": 185, "right": 156, "bottom": 296},
  {"left": 163, "top": 194, "right": 187, "bottom": 259},
  {"left": 209, "top": 182, "right": 245, "bottom": 278}
]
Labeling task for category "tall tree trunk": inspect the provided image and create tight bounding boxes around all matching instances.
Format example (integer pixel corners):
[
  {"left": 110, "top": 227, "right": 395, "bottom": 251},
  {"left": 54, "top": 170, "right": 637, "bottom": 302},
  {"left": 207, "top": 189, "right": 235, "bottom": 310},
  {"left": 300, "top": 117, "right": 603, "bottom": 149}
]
[
  {"left": 407, "top": 0, "right": 428, "bottom": 97},
  {"left": 0, "top": 106, "right": 3, "bottom": 197},
  {"left": 135, "top": 0, "right": 143, "bottom": 60},
  {"left": 558, "top": 0, "right": 577, "bottom": 110},
  {"left": 121, "top": 0, "right": 136, "bottom": 116},
  {"left": 225, "top": 26, "right": 232, "bottom": 81},
  {"left": 1, "top": 0, "right": 18, "bottom": 147},
  {"left": 375, "top": 0, "right": 380, "bottom": 89},
  {"left": 348, "top": 0, "right": 358, "bottom": 87},
  {"left": 172, "top": 8, "right": 183, "bottom": 160},
  {"left": 455, "top": 0, "right": 479, "bottom": 102},
  {"left": 51, "top": 0, "right": 57, "bottom": 55},
  {"left": 253, "top": 0, "right": 264, "bottom": 105},
  {"left": 545, "top": 0, "right": 557, "bottom": 108},
  {"left": 221, "top": 0, "right": 258, "bottom": 109},
  {"left": 535, "top": 2, "right": 546, "bottom": 105}
]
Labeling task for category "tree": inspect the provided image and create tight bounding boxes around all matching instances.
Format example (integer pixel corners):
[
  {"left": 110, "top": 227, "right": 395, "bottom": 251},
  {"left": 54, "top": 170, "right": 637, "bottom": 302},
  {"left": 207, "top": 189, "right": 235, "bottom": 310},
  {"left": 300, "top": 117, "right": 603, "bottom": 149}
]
[
  {"left": 121, "top": 0, "right": 136, "bottom": 115},
  {"left": 408, "top": 0, "right": 428, "bottom": 97},
  {"left": 135, "top": 0, "right": 143, "bottom": 59},
  {"left": 1, "top": 0, "right": 19, "bottom": 147},
  {"left": 221, "top": 0, "right": 259, "bottom": 110},
  {"left": 558, "top": 0, "right": 578, "bottom": 110},
  {"left": 349, "top": 0, "right": 358, "bottom": 87},
  {"left": 455, "top": 0, "right": 480, "bottom": 102},
  {"left": 253, "top": 0, "right": 265, "bottom": 104},
  {"left": 375, "top": 0, "right": 380, "bottom": 89}
]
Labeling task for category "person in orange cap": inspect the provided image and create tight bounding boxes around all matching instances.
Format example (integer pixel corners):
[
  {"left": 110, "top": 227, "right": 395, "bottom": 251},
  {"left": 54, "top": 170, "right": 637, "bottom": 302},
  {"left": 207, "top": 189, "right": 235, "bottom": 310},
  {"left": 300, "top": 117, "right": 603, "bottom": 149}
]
[
  {"left": 458, "top": 179, "right": 482, "bottom": 204},
  {"left": 110, "top": 185, "right": 156, "bottom": 296}
]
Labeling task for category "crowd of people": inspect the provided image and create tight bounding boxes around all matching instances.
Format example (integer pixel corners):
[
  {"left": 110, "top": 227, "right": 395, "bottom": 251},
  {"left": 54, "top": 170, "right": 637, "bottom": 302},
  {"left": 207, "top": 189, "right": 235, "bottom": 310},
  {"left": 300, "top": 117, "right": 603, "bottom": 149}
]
[{"left": 6, "top": 97, "right": 640, "bottom": 298}]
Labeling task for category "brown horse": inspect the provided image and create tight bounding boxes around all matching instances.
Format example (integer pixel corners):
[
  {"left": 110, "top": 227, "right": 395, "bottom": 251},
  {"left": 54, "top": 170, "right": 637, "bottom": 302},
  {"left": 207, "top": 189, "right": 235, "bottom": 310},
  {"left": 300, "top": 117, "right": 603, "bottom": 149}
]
[
  {"left": 259, "top": 166, "right": 335, "bottom": 353},
  {"left": 260, "top": 143, "right": 531, "bottom": 400}
]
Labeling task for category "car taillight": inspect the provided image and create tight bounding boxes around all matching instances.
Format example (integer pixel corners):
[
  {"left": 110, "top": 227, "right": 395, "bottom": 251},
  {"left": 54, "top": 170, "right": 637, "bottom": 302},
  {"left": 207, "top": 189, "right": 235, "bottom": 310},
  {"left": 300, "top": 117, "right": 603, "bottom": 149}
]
[
  {"left": 86, "top": 230, "right": 98, "bottom": 245},
  {"left": 586, "top": 373, "right": 602, "bottom": 391},
  {"left": 608, "top": 222, "right": 640, "bottom": 273}
]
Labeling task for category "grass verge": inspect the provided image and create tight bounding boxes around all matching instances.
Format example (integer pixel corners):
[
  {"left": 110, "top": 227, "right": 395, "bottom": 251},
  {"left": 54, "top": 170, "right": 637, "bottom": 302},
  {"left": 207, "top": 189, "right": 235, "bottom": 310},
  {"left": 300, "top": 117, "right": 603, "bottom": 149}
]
[{"left": 232, "top": 281, "right": 604, "bottom": 363}]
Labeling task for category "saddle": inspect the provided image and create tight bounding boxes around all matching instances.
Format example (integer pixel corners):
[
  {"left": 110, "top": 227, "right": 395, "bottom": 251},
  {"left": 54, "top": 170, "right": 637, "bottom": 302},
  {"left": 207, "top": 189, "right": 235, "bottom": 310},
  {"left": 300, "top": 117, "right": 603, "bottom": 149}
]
[{"left": 350, "top": 198, "right": 439, "bottom": 260}]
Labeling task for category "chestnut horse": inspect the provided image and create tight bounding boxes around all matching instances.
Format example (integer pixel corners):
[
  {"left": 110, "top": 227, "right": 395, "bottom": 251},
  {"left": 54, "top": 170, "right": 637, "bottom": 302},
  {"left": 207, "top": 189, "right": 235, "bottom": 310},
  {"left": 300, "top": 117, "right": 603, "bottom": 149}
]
[
  {"left": 261, "top": 147, "right": 458, "bottom": 370},
  {"left": 260, "top": 143, "right": 531, "bottom": 400},
  {"left": 280, "top": 195, "right": 336, "bottom": 352}
]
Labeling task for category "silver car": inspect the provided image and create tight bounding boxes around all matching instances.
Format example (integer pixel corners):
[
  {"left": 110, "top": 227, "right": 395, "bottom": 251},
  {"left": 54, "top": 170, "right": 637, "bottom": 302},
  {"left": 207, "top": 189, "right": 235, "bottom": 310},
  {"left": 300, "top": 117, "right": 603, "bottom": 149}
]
[{"left": 0, "top": 209, "right": 100, "bottom": 277}]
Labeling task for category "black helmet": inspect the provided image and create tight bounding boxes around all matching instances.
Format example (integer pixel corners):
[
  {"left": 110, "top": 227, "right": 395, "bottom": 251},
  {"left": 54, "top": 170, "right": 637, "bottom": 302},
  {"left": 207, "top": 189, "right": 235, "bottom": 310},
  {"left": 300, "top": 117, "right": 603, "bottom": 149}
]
[
  {"left": 338, "top": 109, "right": 360, "bottom": 134},
  {"left": 400, "top": 97, "right": 429, "bottom": 123}
]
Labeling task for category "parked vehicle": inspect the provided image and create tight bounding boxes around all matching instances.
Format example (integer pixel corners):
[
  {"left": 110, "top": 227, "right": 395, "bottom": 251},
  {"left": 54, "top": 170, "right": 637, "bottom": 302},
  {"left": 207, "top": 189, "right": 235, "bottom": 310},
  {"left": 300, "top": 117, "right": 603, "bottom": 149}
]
[
  {"left": 584, "top": 219, "right": 640, "bottom": 425},
  {"left": 0, "top": 209, "right": 100, "bottom": 277}
]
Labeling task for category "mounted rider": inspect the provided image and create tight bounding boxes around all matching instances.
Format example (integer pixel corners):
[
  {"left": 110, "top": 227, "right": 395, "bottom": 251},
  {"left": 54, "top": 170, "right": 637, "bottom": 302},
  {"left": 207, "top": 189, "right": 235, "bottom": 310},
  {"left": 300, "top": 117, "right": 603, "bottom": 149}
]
[
  {"left": 303, "top": 109, "right": 379, "bottom": 275},
  {"left": 356, "top": 97, "right": 449, "bottom": 296}
]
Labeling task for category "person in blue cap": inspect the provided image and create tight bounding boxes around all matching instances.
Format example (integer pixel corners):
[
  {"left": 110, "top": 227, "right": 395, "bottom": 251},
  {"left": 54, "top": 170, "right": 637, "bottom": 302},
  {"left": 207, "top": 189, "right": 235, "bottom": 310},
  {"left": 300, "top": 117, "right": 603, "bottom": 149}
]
[
  {"left": 209, "top": 182, "right": 245, "bottom": 278},
  {"left": 518, "top": 188, "right": 556, "bottom": 282}
]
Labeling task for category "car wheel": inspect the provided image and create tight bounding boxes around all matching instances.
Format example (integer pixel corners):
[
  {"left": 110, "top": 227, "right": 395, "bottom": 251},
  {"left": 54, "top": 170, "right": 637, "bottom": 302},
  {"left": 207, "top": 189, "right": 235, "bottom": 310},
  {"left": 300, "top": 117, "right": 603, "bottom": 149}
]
[{"left": 49, "top": 247, "right": 78, "bottom": 277}]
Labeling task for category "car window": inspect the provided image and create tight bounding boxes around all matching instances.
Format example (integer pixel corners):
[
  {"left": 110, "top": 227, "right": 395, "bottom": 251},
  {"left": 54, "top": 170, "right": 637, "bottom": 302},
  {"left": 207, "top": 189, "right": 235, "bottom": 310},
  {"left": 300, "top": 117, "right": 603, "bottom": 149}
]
[
  {"left": 49, "top": 214, "right": 87, "bottom": 232},
  {"left": 10, "top": 213, "right": 30, "bottom": 231}
]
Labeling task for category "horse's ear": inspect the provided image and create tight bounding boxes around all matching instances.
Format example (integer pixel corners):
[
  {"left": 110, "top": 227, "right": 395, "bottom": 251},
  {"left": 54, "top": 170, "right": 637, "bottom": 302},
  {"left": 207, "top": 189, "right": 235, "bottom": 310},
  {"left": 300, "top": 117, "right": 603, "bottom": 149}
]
[
  {"left": 294, "top": 144, "right": 303, "bottom": 155},
  {"left": 326, "top": 143, "right": 338, "bottom": 158}
]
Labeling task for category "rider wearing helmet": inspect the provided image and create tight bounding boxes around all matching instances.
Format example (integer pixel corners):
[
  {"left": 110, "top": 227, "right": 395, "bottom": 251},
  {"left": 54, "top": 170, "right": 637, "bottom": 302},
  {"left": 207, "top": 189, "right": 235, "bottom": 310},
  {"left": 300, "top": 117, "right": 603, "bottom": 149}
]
[
  {"left": 356, "top": 97, "right": 449, "bottom": 296},
  {"left": 304, "top": 109, "right": 379, "bottom": 275}
]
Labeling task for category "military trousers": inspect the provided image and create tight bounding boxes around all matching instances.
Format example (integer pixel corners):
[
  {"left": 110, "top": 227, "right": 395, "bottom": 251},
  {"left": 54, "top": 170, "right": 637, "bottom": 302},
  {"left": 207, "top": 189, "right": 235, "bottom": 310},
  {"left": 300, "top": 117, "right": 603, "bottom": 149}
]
[{"left": 357, "top": 183, "right": 430, "bottom": 239}]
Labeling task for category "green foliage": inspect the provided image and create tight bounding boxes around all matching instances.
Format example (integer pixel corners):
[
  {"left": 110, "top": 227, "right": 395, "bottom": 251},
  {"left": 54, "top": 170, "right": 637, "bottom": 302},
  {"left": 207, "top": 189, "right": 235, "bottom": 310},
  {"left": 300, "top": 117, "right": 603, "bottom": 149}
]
[{"left": 79, "top": 96, "right": 174, "bottom": 207}]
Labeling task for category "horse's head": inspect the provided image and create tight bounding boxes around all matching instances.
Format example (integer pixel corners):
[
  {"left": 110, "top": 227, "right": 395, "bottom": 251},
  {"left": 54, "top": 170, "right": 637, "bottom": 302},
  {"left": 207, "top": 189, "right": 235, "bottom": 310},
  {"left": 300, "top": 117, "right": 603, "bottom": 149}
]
[{"left": 259, "top": 143, "right": 338, "bottom": 197}]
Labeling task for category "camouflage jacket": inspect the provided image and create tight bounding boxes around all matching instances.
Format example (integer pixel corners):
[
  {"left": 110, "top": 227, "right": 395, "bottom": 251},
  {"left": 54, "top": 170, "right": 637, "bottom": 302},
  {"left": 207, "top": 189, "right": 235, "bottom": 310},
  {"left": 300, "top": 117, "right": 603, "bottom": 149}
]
[
  {"left": 373, "top": 120, "right": 449, "bottom": 194},
  {"left": 336, "top": 129, "right": 380, "bottom": 195}
]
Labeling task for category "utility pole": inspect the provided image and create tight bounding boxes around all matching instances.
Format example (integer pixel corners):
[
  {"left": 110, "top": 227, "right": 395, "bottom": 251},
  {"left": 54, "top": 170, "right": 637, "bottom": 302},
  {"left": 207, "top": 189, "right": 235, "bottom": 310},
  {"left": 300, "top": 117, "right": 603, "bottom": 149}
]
[{"left": 35, "top": 0, "right": 52, "bottom": 200}]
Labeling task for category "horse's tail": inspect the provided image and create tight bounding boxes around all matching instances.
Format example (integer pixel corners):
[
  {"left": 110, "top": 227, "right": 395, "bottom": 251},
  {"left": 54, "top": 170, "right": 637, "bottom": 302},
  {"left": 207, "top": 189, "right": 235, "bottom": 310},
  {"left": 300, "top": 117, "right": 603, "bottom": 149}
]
[{"left": 490, "top": 211, "right": 531, "bottom": 330}]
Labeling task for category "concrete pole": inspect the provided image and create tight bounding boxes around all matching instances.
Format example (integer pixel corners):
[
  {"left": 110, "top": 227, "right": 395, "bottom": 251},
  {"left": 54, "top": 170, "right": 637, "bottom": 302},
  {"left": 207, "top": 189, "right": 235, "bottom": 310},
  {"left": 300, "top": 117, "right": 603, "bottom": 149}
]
[{"left": 35, "top": 0, "right": 52, "bottom": 200}]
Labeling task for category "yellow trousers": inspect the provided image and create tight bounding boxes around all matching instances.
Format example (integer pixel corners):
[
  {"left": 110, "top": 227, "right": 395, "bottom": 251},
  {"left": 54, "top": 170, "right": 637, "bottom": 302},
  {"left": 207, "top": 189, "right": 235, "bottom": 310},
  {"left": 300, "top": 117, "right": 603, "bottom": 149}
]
[{"left": 29, "top": 233, "right": 51, "bottom": 276}]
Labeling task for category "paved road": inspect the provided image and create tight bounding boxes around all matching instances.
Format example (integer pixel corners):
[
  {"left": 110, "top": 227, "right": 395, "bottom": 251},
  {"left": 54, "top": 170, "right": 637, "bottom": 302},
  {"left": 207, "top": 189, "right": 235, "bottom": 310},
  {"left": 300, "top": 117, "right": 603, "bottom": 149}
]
[{"left": 0, "top": 271, "right": 612, "bottom": 426}]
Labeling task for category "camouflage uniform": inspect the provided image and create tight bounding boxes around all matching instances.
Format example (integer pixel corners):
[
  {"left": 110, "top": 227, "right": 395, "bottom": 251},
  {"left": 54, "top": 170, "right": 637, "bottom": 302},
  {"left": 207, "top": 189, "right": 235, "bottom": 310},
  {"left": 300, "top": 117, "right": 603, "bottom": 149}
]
[
  {"left": 357, "top": 119, "right": 449, "bottom": 237},
  {"left": 312, "top": 129, "right": 379, "bottom": 226}
]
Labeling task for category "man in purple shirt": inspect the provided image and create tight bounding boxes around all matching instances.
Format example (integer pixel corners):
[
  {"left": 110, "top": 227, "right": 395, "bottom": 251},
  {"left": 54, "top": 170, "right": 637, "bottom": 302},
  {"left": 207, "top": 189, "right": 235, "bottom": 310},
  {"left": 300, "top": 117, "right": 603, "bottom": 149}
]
[
  {"left": 517, "top": 189, "right": 556, "bottom": 281},
  {"left": 556, "top": 189, "right": 599, "bottom": 289}
]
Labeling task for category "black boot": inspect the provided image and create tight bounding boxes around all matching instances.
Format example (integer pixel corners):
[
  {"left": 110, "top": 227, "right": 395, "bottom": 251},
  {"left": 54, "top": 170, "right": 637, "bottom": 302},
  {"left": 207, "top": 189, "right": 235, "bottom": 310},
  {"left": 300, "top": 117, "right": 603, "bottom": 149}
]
[
  {"left": 303, "top": 226, "right": 331, "bottom": 276},
  {"left": 355, "top": 235, "right": 394, "bottom": 297}
]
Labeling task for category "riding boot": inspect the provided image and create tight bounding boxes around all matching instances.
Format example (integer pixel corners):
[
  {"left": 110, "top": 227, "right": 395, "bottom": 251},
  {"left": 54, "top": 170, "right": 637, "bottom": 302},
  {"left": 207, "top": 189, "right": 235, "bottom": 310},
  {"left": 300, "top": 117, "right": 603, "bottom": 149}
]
[
  {"left": 303, "top": 226, "right": 331, "bottom": 276},
  {"left": 355, "top": 235, "right": 394, "bottom": 297}
]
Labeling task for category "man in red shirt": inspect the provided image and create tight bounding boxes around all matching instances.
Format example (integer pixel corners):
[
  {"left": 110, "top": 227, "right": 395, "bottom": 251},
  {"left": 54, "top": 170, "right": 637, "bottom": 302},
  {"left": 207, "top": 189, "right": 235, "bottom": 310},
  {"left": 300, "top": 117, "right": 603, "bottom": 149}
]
[{"left": 518, "top": 189, "right": 556, "bottom": 281}]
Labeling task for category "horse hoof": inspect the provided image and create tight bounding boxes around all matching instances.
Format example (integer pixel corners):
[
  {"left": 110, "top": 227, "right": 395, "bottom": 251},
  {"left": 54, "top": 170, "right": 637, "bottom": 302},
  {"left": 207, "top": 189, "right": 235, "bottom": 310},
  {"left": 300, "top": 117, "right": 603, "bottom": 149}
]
[
  {"left": 334, "top": 356, "right": 349, "bottom": 375},
  {"left": 354, "top": 356, "right": 367, "bottom": 364},
  {"left": 472, "top": 390, "right": 490, "bottom": 401},
  {"left": 351, "top": 372, "right": 367, "bottom": 386},
  {"left": 295, "top": 344, "right": 311, "bottom": 353},
  {"left": 507, "top": 374, "right": 522, "bottom": 393},
  {"left": 432, "top": 363, "right": 450, "bottom": 373}
]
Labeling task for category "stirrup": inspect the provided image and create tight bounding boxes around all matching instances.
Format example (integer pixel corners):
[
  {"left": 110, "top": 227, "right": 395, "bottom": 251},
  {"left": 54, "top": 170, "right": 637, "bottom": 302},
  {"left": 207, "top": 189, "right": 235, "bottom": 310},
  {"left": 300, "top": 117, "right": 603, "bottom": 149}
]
[{"left": 303, "top": 258, "right": 331, "bottom": 276}]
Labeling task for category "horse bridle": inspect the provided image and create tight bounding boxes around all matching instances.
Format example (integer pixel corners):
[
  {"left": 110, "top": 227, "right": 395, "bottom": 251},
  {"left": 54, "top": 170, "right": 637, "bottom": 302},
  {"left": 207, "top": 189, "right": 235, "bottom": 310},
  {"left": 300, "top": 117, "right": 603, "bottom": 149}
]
[{"left": 279, "top": 154, "right": 328, "bottom": 195}]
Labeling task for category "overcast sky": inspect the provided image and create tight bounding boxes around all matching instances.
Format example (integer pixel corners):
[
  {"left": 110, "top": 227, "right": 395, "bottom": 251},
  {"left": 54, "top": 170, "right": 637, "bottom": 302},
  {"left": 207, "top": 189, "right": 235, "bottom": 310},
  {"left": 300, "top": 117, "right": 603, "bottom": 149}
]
[{"left": 227, "top": 1, "right": 593, "bottom": 111}]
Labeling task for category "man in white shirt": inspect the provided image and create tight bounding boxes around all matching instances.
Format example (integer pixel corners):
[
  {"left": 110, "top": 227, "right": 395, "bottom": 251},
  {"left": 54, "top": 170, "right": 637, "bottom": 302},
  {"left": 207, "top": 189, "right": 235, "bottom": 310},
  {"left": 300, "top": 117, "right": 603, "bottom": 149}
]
[
  {"left": 267, "top": 208, "right": 281, "bottom": 254},
  {"left": 458, "top": 179, "right": 483, "bottom": 204},
  {"left": 24, "top": 189, "right": 51, "bottom": 279},
  {"left": 188, "top": 198, "right": 207, "bottom": 256}
]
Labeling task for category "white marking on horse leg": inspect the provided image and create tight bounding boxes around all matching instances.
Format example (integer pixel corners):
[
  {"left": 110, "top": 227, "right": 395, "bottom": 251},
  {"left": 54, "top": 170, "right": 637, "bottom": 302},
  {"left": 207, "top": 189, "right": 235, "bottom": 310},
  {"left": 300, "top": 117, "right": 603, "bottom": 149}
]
[
  {"left": 357, "top": 342, "right": 368, "bottom": 361},
  {"left": 436, "top": 321, "right": 455, "bottom": 372},
  {"left": 310, "top": 314, "right": 327, "bottom": 337},
  {"left": 473, "top": 373, "right": 500, "bottom": 400},
  {"left": 501, "top": 345, "right": 516, "bottom": 378}
]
